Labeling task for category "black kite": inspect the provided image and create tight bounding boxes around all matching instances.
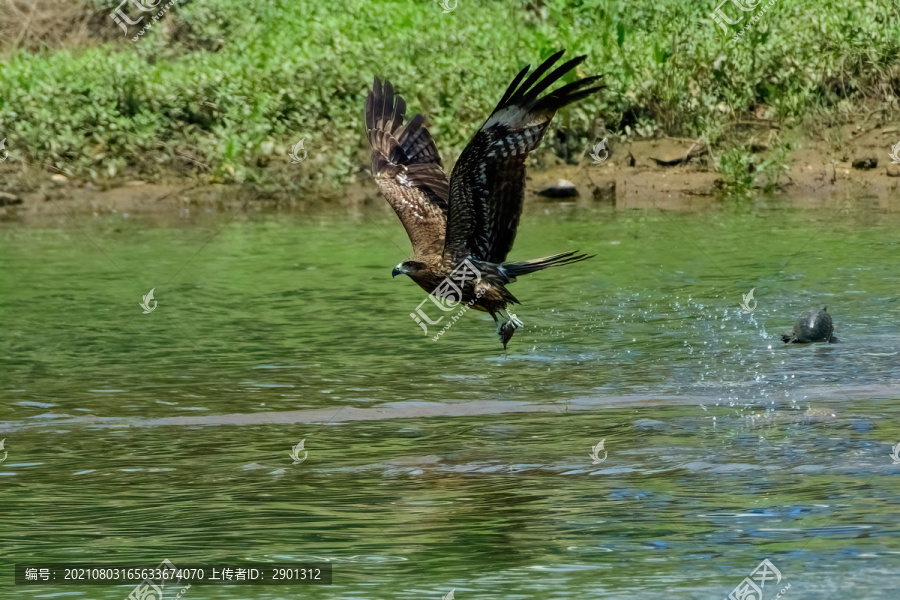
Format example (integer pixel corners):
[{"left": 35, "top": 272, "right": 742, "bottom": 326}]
[{"left": 365, "top": 50, "right": 601, "bottom": 348}]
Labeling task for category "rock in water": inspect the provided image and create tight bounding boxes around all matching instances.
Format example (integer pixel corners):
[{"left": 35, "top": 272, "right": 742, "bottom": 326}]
[
  {"left": 0, "top": 191, "right": 23, "bottom": 206},
  {"left": 537, "top": 179, "right": 579, "bottom": 198},
  {"left": 781, "top": 306, "right": 840, "bottom": 343},
  {"left": 851, "top": 157, "right": 878, "bottom": 170}
]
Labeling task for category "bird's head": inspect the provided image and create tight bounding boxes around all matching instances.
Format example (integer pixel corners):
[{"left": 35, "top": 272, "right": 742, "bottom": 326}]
[{"left": 392, "top": 260, "right": 427, "bottom": 279}]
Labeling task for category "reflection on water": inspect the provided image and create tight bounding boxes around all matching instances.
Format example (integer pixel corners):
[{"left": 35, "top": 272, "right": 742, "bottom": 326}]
[{"left": 1, "top": 201, "right": 899, "bottom": 598}]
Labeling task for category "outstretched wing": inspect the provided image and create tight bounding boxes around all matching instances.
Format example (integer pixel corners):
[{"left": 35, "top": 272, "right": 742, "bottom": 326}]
[
  {"left": 444, "top": 50, "right": 603, "bottom": 263},
  {"left": 365, "top": 77, "right": 449, "bottom": 256}
]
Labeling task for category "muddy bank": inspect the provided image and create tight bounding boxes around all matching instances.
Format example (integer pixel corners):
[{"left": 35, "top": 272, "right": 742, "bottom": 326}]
[{"left": 2, "top": 123, "right": 900, "bottom": 221}]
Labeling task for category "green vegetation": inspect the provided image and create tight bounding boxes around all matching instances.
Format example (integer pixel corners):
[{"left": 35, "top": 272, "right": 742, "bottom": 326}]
[{"left": 1, "top": 0, "right": 898, "bottom": 196}]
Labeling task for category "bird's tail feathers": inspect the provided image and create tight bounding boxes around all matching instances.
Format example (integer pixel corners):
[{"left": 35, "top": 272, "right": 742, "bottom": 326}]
[{"left": 502, "top": 251, "right": 594, "bottom": 278}]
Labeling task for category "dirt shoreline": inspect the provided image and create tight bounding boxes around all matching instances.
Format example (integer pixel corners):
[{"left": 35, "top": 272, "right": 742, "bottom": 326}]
[{"left": 2, "top": 126, "right": 899, "bottom": 221}]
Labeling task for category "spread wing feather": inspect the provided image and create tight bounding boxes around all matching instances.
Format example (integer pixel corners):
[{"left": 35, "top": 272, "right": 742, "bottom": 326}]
[
  {"left": 365, "top": 77, "right": 449, "bottom": 256},
  {"left": 444, "top": 51, "right": 603, "bottom": 263}
]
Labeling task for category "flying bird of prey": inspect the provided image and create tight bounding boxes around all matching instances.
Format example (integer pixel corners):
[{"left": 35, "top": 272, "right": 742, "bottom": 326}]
[{"left": 365, "top": 50, "right": 602, "bottom": 348}]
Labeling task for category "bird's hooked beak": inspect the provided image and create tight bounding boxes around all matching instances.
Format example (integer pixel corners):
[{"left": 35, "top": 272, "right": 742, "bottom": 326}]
[{"left": 392, "top": 264, "right": 406, "bottom": 278}]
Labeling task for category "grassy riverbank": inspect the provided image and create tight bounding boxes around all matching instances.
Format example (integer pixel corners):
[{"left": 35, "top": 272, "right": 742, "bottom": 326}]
[{"left": 1, "top": 0, "right": 899, "bottom": 199}]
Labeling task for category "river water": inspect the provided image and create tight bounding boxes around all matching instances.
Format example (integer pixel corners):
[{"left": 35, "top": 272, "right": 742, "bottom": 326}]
[{"left": 1, "top": 198, "right": 899, "bottom": 599}]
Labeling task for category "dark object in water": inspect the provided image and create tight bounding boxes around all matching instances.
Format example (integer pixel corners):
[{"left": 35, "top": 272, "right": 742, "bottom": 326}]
[
  {"left": 0, "top": 191, "right": 23, "bottom": 206},
  {"left": 537, "top": 179, "right": 579, "bottom": 198},
  {"left": 852, "top": 157, "right": 877, "bottom": 170},
  {"left": 782, "top": 306, "right": 840, "bottom": 343}
]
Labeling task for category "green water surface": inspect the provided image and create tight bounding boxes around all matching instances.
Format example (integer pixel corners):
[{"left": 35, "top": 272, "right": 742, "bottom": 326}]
[{"left": 1, "top": 199, "right": 899, "bottom": 599}]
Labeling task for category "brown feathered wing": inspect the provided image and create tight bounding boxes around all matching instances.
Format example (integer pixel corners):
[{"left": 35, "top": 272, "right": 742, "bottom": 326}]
[
  {"left": 443, "top": 50, "right": 603, "bottom": 264},
  {"left": 365, "top": 77, "right": 449, "bottom": 256}
]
